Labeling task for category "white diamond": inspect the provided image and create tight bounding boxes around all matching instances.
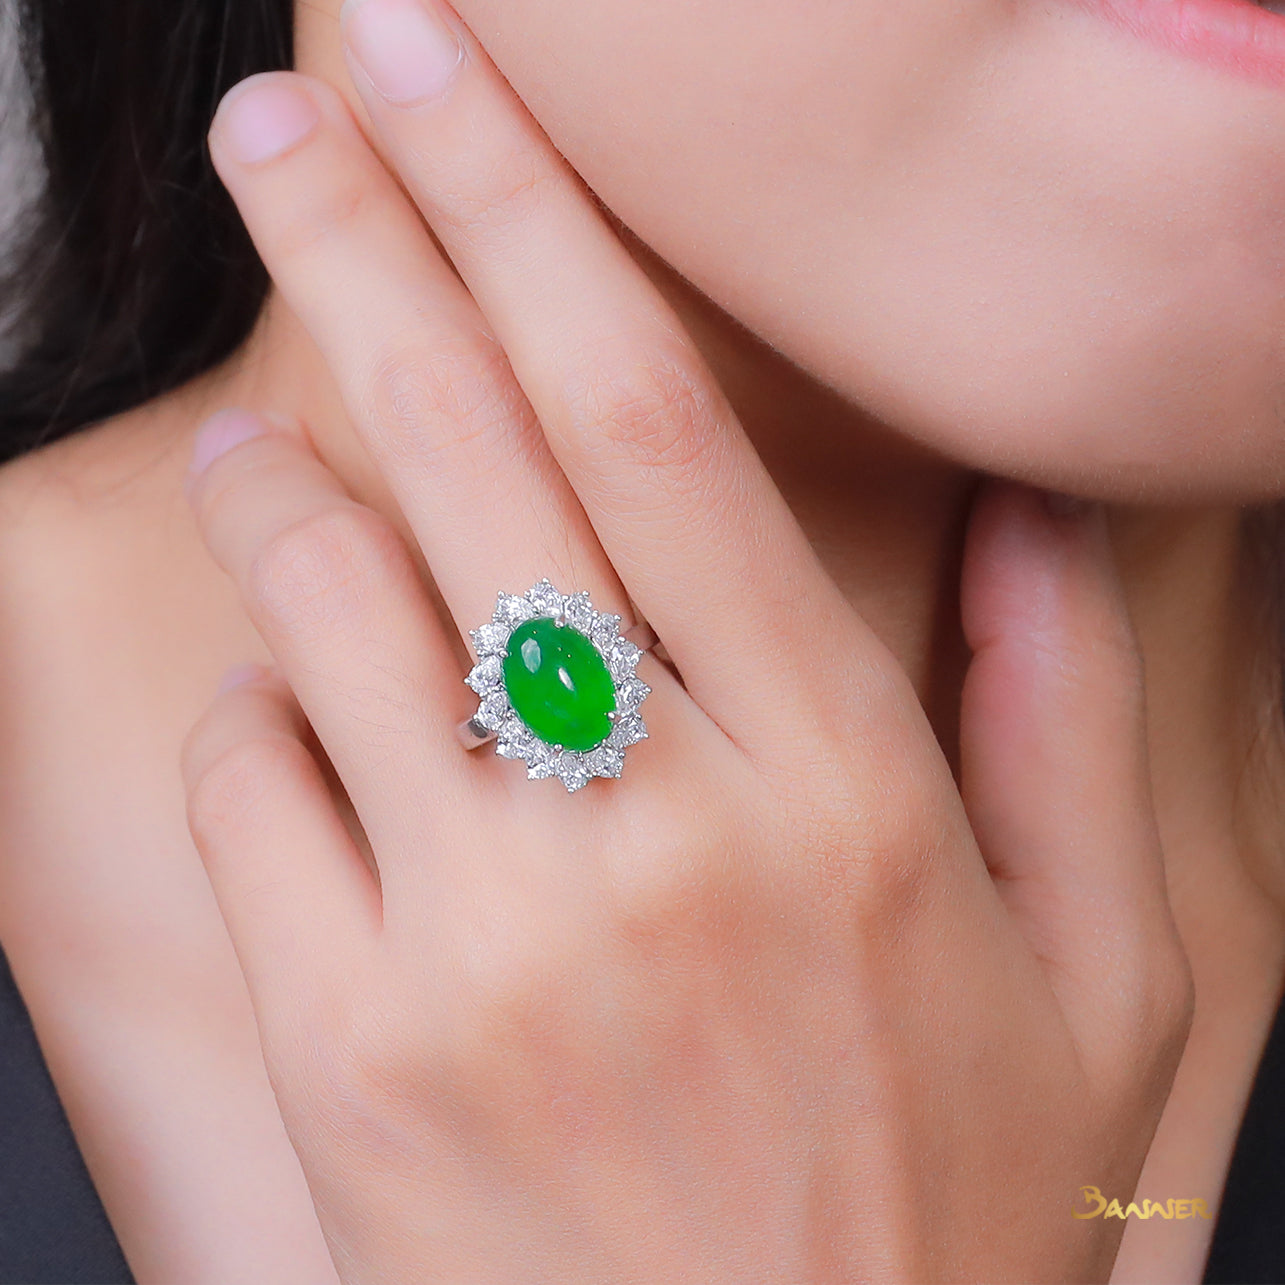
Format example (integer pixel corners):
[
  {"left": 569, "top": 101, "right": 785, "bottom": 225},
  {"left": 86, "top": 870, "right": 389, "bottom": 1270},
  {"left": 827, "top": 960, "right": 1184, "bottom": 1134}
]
[
  {"left": 607, "top": 713, "right": 648, "bottom": 750},
  {"left": 470, "top": 622, "right": 511, "bottom": 657},
  {"left": 495, "top": 593, "right": 535, "bottom": 628},
  {"left": 497, "top": 725, "right": 535, "bottom": 759},
  {"left": 476, "top": 692, "right": 510, "bottom": 732},
  {"left": 563, "top": 592, "right": 594, "bottom": 632},
  {"left": 584, "top": 745, "right": 625, "bottom": 778},
  {"left": 496, "top": 713, "right": 534, "bottom": 754},
  {"left": 526, "top": 579, "right": 564, "bottom": 617},
  {"left": 466, "top": 655, "right": 503, "bottom": 695},
  {"left": 556, "top": 752, "right": 590, "bottom": 793},
  {"left": 591, "top": 613, "right": 622, "bottom": 649},
  {"left": 609, "top": 639, "right": 643, "bottom": 681},
  {"left": 615, "top": 677, "right": 651, "bottom": 713},
  {"left": 525, "top": 737, "right": 561, "bottom": 780},
  {"left": 497, "top": 714, "right": 542, "bottom": 760},
  {"left": 523, "top": 733, "right": 557, "bottom": 765}
]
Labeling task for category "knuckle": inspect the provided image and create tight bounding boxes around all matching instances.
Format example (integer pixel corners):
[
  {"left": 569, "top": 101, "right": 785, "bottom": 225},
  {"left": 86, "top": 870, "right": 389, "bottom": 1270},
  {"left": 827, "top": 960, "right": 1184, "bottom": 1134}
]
[
  {"left": 1137, "top": 938, "right": 1196, "bottom": 1056},
  {"left": 608, "top": 836, "right": 722, "bottom": 944},
  {"left": 364, "top": 333, "right": 529, "bottom": 472},
  {"left": 270, "top": 176, "right": 373, "bottom": 263},
  {"left": 248, "top": 503, "right": 407, "bottom": 642},
  {"left": 600, "top": 799, "right": 721, "bottom": 930},
  {"left": 1039, "top": 598, "right": 1147, "bottom": 717},
  {"left": 294, "top": 1004, "right": 432, "bottom": 1149},
  {"left": 1093, "top": 925, "right": 1195, "bottom": 1092},
  {"left": 594, "top": 770, "right": 936, "bottom": 959},
  {"left": 179, "top": 703, "right": 227, "bottom": 793},
  {"left": 305, "top": 943, "right": 579, "bottom": 1151},
  {"left": 564, "top": 347, "right": 724, "bottom": 484},
  {"left": 433, "top": 147, "right": 554, "bottom": 238},
  {"left": 452, "top": 938, "right": 546, "bottom": 1028},
  {"left": 601, "top": 792, "right": 786, "bottom": 959},
  {"left": 833, "top": 817, "right": 938, "bottom": 938},
  {"left": 186, "top": 734, "right": 309, "bottom": 842},
  {"left": 448, "top": 936, "right": 579, "bottom": 1074},
  {"left": 786, "top": 765, "right": 943, "bottom": 939}
]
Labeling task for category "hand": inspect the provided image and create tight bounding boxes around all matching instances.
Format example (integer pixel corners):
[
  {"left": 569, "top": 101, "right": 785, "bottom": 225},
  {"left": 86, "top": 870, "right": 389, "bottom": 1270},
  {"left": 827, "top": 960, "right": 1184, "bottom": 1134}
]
[{"left": 180, "top": 0, "right": 1193, "bottom": 1279}]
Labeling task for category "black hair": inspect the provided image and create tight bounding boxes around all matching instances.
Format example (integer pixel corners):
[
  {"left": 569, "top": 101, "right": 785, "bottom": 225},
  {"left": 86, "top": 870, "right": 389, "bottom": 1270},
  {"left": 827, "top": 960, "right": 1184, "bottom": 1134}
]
[{"left": 0, "top": 0, "right": 293, "bottom": 464}]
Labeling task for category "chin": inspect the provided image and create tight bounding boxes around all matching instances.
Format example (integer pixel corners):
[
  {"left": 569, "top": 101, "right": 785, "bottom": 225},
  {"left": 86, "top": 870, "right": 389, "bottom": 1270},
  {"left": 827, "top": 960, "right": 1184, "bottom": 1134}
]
[{"left": 457, "top": 0, "right": 1285, "bottom": 504}]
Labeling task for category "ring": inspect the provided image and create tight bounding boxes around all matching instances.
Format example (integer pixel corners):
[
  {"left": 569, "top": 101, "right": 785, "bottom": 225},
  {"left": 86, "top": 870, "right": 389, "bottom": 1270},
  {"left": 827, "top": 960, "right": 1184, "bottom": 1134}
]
[{"left": 457, "top": 579, "right": 656, "bottom": 792}]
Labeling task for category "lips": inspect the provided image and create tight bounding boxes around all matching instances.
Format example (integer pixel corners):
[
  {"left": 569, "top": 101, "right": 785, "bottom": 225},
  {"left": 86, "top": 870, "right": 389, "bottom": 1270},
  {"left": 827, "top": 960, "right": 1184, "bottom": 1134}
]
[{"left": 1087, "top": 0, "right": 1285, "bottom": 86}]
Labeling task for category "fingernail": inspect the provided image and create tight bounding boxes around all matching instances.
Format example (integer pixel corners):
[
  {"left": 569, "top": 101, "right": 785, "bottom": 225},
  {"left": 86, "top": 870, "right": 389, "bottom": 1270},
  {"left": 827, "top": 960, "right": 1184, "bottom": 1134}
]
[
  {"left": 217, "top": 76, "right": 320, "bottom": 165},
  {"left": 187, "top": 409, "right": 271, "bottom": 493},
  {"left": 216, "top": 663, "right": 271, "bottom": 696},
  {"left": 343, "top": 0, "right": 463, "bottom": 105}
]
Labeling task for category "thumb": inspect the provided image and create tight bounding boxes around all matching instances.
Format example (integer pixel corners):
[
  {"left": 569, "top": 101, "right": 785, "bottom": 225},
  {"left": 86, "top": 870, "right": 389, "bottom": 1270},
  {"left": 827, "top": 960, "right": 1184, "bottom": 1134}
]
[{"left": 959, "top": 480, "right": 1191, "bottom": 1079}]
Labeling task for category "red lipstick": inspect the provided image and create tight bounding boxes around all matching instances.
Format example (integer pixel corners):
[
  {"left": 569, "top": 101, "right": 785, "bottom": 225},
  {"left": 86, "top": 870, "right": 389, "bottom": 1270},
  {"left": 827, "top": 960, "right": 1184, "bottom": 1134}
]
[{"left": 1089, "top": 0, "right": 1285, "bottom": 87}]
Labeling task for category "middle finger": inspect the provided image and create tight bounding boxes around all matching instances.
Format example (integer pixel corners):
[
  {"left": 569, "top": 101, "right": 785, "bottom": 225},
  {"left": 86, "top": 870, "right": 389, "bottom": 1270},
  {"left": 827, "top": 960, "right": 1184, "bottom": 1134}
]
[{"left": 339, "top": 0, "right": 897, "bottom": 765}]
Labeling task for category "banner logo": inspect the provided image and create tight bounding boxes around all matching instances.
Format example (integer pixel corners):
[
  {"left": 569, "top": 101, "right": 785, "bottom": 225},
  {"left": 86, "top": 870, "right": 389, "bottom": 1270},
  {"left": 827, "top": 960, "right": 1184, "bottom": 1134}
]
[{"left": 1073, "top": 1185, "right": 1211, "bottom": 1221}]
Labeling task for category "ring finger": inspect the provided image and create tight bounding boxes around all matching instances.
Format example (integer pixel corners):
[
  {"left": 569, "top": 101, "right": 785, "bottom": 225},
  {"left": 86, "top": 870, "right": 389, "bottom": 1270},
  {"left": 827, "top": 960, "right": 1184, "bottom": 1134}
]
[{"left": 186, "top": 411, "right": 483, "bottom": 866}]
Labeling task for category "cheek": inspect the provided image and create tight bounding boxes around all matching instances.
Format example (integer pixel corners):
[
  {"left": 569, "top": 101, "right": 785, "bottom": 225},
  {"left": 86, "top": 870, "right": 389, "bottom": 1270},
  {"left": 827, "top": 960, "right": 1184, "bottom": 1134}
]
[
  {"left": 456, "top": 0, "right": 1285, "bottom": 501},
  {"left": 805, "top": 8, "right": 1285, "bottom": 502}
]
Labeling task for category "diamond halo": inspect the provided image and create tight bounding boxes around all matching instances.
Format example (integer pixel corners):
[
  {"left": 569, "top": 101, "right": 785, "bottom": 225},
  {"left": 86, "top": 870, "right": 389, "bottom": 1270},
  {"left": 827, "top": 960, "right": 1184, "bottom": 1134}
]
[{"left": 465, "top": 579, "right": 651, "bottom": 793}]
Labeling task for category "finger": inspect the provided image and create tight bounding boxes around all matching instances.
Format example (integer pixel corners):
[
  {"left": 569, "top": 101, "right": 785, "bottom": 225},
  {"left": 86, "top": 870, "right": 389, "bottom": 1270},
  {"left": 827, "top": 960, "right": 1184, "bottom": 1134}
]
[
  {"left": 186, "top": 408, "right": 481, "bottom": 862},
  {"left": 180, "top": 665, "right": 378, "bottom": 1025},
  {"left": 206, "top": 70, "right": 637, "bottom": 659},
  {"left": 338, "top": 0, "right": 871, "bottom": 757},
  {"left": 959, "top": 482, "right": 1192, "bottom": 1074}
]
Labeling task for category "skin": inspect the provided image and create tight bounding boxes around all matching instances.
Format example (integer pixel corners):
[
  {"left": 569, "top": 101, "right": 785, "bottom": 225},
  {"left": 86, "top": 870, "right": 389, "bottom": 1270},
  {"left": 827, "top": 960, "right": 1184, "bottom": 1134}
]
[{"left": 1, "top": 0, "right": 1285, "bottom": 1279}]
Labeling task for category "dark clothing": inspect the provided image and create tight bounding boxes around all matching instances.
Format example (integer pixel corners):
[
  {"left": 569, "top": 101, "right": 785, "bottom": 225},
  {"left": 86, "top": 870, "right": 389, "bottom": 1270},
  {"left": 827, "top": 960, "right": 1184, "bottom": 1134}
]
[
  {"left": 1203, "top": 975, "right": 1285, "bottom": 1284},
  {"left": 0, "top": 949, "right": 132, "bottom": 1284}
]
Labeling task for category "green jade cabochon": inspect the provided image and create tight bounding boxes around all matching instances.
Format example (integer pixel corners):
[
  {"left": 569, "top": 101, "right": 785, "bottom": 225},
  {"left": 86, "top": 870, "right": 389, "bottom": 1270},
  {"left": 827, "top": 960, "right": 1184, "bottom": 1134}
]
[{"left": 501, "top": 617, "right": 617, "bottom": 752}]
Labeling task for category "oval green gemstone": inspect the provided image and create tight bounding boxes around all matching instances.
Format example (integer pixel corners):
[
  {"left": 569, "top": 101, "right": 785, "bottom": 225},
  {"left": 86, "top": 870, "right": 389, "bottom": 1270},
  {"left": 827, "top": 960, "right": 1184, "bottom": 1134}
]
[{"left": 502, "top": 618, "right": 616, "bottom": 751}]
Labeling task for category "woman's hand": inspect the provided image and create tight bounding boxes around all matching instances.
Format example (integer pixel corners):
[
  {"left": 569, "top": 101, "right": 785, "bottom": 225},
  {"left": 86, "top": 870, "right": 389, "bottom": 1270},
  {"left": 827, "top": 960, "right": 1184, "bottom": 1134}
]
[{"left": 180, "top": 0, "right": 1193, "bottom": 1279}]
